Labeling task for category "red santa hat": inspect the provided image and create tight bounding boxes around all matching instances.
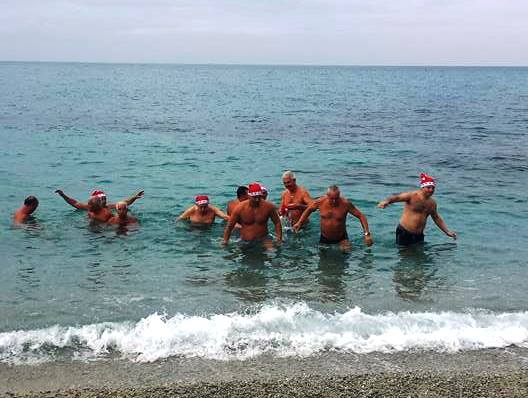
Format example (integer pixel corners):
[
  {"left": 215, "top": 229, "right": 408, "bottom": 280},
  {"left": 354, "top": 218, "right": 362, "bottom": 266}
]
[
  {"left": 195, "top": 195, "right": 209, "bottom": 205},
  {"left": 91, "top": 190, "right": 106, "bottom": 198},
  {"left": 420, "top": 173, "right": 436, "bottom": 188},
  {"left": 248, "top": 182, "right": 263, "bottom": 197}
]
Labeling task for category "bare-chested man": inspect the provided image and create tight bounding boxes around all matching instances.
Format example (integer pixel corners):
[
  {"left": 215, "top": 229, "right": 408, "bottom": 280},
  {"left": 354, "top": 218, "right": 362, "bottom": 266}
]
[
  {"left": 377, "top": 173, "right": 456, "bottom": 245},
  {"left": 222, "top": 182, "right": 282, "bottom": 246},
  {"left": 178, "top": 195, "right": 229, "bottom": 226},
  {"left": 293, "top": 185, "right": 373, "bottom": 251},
  {"left": 107, "top": 202, "right": 138, "bottom": 226},
  {"left": 279, "top": 171, "right": 313, "bottom": 227},
  {"left": 13, "top": 196, "right": 39, "bottom": 224},
  {"left": 227, "top": 186, "right": 249, "bottom": 215},
  {"left": 55, "top": 189, "right": 144, "bottom": 222}
]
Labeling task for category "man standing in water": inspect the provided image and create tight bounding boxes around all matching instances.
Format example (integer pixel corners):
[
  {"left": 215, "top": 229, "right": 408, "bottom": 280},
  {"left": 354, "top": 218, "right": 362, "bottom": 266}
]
[
  {"left": 178, "top": 195, "right": 229, "bottom": 226},
  {"left": 55, "top": 189, "right": 144, "bottom": 222},
  {"left": 13, "top": 196, "right": 39, "bottom": 224},
  {"left": 107, "top": 202, "right": 138, "bottom": 226},
  {"left": 222, "top": 183, "right": 282, "bottom": 246},
  {"left": 377, "top": 173, "right": 457, "bottom": 245},
  {"left": 293, "top": 185, "right": 373, "bottom": 251},
  {"left": 279, "top": 171, "right": 313, "bottom": 228}
]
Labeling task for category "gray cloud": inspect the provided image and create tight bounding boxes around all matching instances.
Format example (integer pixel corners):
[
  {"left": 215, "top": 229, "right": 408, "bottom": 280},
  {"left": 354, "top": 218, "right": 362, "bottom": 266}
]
[{"left": 1, "top": 0, "right": 527, "bottom": 65}]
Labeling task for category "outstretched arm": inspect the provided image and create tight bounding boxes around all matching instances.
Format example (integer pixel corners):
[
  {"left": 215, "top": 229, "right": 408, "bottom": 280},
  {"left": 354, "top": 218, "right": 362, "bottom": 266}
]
[
  {"left": 270, "top": 207, "right": 283, "bottom": 243},
  {"left": 109, "top": 190, "right": 144, "bottom": 208},
  {"left": 177, "top": 206, "right": 195, "bottom": 221},
  {"left": 211, "top": 206, "right": 229, "bottom": 222},
  {"left": 377, "top": 191, "right": 413, "bottom": 209},
  {"left": 292, "top": 200, "right": 319, "bottom": 232},
  {"left": 348, "top": 202, "right": 373, "bottom": 246},
  {"left": 55, "top": 190, "right": 88, "bottom": 210},
  {"left": 431, "top": 205, "right": 457, "bottom": 239}
]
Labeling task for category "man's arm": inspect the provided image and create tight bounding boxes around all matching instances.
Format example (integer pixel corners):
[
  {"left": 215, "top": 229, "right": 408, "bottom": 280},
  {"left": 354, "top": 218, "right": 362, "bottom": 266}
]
[
  {"left": 177, "top": 206, "right": 195, "bottom": 221},
  {"left": 211, "top": 206, "right": 229, "bottom": 222},
  {"left": 292, "top": 199, "right": 320, "bottom": 232},
  {"left": 377, "top": 191, "right": 413, "bottom": 209},
  {"left": 348, "top": 202, "right": 374, "bottom": 246},
  {"left": 269, "top": 206, "right": 283, "bottom": 243},
  {"left": 55, "top": 190, "right": 89, "bottom": 210},
  {"left": 117, "top": 190, "right": 144, "bottom": 208},
  {"left": 431, "top": 204, "right": 457, "bottom": 239},
  {"left": 222, "top": 207, "right": 240, "bottom": 245}
]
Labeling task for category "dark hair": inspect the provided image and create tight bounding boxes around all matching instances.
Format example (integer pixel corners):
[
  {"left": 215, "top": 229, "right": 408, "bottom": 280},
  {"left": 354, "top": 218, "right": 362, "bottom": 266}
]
[
  {"left": 24, "top": 196, "right": 39, "bottom": 206},
  {"left": 236, "top": 186, "right": 248, "bottom": 199}
]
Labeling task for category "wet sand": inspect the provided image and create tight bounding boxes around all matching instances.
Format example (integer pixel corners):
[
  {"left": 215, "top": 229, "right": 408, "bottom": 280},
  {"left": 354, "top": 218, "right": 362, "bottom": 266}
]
[{"left": 2, "top": 348, "right": 528, "bottom": 397}]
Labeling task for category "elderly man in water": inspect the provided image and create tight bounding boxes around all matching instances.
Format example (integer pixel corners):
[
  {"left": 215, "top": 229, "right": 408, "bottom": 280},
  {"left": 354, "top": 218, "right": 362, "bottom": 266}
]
[
  {"left": 107, "top": 201, "right": 138, "bottom": 226},
  {"left": 55, "top": 189, "right": 144, "bottom": 222},
  {"left": 178, "top": 195, "right": 229, "bottom": 226},
  {"left": 377, "top": 172, "right": 457, "bottom": 245},
  {"left": 293, "top": 185, "right": 373, "bottom": 251},
  {"left": 13, "top": 196, "right": 39, "bottom": 224}
]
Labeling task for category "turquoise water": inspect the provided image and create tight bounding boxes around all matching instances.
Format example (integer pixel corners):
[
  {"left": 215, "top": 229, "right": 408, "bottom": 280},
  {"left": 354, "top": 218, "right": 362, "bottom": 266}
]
[{"left": 0, "top": 63, "right": 527, "bottom": 363}]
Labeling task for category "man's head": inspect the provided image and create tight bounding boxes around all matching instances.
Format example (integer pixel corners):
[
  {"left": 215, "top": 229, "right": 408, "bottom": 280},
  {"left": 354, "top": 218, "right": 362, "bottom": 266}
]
[
  {"left": 88, "top": 196, "right": 103, "bottom": 212},
  {"left": 326, "top": 185, "right": 341, "bottom": 207},
  {"left": 282, "top": 170, "right": 297, "bottom": 192},
  {"left": 115, "top": 201, "right": 128, "bottom": 217},
  {"left": 23, "top": 196, "right": 39, "bottom": 213},
  {"left": 420, "top": 173, "right": 436, "bottom": 197},
  {"left": 247, "top": 182, "right": 263, "bottom": 206},
  {"left": 91, "top": 190, "right": 107, "bottom": 207},
  {"left": 195, "top": 195, "right": 210, "bottom": 214},
  {"left": 236, "top": 186, "right": 249, "bottom": 201},
  {"left": 261, "top": 186, "right": 268, "bottom": 200}
]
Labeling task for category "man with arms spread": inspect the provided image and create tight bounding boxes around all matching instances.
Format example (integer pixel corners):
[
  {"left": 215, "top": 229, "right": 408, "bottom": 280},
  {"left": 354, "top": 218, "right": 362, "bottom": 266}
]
[
  {"left": 55, "top": 189, "right": 144, "bottom": 222},
  {"left": 178, "top": 195, "right": 229, "bottom": 226},
  {"left": 107, "top": 202, "right": 138, "bottom": 226},
  {"left": 227, "top": 186, "right": 249, "bottom": 216},
  {"left": 13, "top": 196, "right": 39, "bottom": 224},
  {"left": 293, "top": 185, "right": 373, "bottom": 251},
  {"left": 377, "top": 173, "right": 456, "bottom": 245},
  {"left": 223, "top": 182, "right": 282, "bottom": 247},
  {"left": 279, "top": 170, "right": 313, "bottom": 227}
]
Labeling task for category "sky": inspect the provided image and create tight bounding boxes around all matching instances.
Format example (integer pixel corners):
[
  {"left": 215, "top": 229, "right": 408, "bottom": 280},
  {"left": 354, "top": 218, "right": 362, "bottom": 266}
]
[{"left": 1, "top": 0, "right": 527, "bottom": 65}]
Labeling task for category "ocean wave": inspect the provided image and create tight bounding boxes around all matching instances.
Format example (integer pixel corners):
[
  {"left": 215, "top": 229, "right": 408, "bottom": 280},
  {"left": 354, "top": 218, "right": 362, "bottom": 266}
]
[{"left": 1, "top": 302, "right": 528, "bottom": 365}]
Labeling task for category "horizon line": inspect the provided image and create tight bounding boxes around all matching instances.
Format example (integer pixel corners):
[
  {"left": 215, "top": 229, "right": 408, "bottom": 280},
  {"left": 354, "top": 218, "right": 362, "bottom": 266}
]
[{"left": 1, "top": 59, "right": 527, "bottom": 68}]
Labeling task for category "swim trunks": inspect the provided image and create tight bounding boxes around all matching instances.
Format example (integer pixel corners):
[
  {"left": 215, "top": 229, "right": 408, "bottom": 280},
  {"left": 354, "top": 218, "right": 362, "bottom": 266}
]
[
  {"left": 395, "top": 224, "right": 424, "bottom": 246},
  {"left": 320, "top": 232, "right": 349, "bottom": 244}
]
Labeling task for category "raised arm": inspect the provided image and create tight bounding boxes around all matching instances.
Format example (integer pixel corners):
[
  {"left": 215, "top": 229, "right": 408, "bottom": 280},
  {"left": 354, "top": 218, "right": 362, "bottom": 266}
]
[
  {"left": 55, "top": 190, "right": 89, "bottom": 210},
  {"left": 270, "top": 206, "right": 283, "bottom": 243},
  {"left": 377, "top": 191, "right": 413, "bottom": 209},
  {"left": 430, "top": 204, "right": 457, "bottom": 239},
  {"left": 348, "top": 201, "right": 373, "bottom": 246},
  {"left": 109, "top": 190, "right": 144, "bottom": 208},
  {"left": 292, "top": 199, "right": 320, "bottom": 232},
  {"left": 177, "top": 206, "right": 195, "bottom": 221},
  {"left": 211, "top": 206, "right": 229, "bottom": 222}
]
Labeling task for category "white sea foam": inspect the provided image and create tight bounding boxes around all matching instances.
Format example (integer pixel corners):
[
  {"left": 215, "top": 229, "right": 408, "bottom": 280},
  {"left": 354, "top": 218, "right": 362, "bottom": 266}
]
[{"left": 1, "top": 303, "right": 528, "bottom": 365}]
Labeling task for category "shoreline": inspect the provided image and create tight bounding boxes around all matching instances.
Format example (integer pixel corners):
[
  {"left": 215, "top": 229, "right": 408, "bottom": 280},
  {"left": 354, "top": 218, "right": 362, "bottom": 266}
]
[{"left": 2, "top": 348, "right": 528, "bottom": 397}]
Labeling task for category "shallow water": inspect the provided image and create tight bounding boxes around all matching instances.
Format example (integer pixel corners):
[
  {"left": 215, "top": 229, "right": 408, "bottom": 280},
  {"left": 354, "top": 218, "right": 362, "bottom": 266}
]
[{"left": 0, "top": 63, "right": 527, "bottom": 363}]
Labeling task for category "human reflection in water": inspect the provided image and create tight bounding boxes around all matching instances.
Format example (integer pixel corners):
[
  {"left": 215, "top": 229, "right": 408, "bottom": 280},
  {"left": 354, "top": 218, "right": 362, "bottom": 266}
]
[
  {"left": 317, "top": 247, "right": 348, "bottom": 302},
  {"left": 223, "top": 242, "right": 272, "bottom": 303},
  {"left": 393, "top": 244, "right": 437, "bottom": 301}
]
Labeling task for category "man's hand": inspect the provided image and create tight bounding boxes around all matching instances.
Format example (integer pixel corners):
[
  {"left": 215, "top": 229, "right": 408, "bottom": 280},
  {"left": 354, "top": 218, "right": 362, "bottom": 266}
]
[
  {"left": 364, "top": 234, "right": 374, "bottom": 247},
  {"left": 55, "top": 189, "right": 64, "bottom": 196},
  {"left": 447, "top": 231, "right": 457, "bottom": 240},
  {"left": 135, "top": 191, "right": 144, "bottom": 200},
  {"left": 292, "top": 222, "right": 302, "bottom": 233},
  {"left": 377, "top": 200, "right": 389, "bottom": 209}
]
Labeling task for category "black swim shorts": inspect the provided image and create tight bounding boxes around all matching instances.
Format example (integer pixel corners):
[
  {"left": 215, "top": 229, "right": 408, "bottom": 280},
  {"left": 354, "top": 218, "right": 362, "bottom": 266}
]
[
  {"left": 320, "top": 232, "right": 349, "bottom": 244},
  {"left": 395, "top": 224, "right": 424, "bottom": 246}
]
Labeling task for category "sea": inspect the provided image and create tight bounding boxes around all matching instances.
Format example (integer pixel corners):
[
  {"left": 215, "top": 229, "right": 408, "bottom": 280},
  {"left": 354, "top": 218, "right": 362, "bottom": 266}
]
[{"left": 0, "top": 62, "right": 527, "bottom": 366}]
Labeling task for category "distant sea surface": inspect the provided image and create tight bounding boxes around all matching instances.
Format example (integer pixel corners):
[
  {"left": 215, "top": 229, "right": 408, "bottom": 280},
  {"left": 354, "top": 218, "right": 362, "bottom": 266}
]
[{"left": 0, "top": 62, "right": 527, "bottom": 364}]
